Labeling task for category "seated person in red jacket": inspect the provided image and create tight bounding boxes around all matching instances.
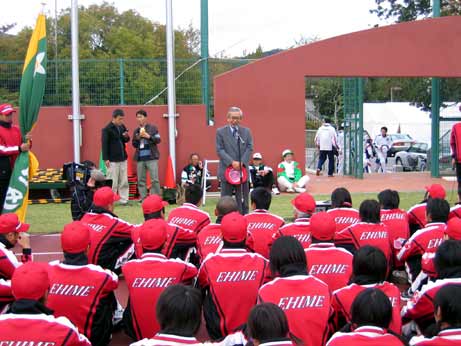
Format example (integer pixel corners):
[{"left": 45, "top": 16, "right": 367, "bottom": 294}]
[
  {"left": 408, "top": 184, "right": 446, "bottom": 234},
  {"left": 47, "top": 221, "right": 118, "bottom": 346},
  {"left": 335, "top": 199, "right": 392, "bottom": 263},
  {"left": 196, "top": 196, "right": 238, "bottom": 262},
  {"left": 81, "top": 187, "right": 135, "bottom": 272},
  {"left": 378, "top": 189, "right": 410, "bottom": 270},
  {"left": 397, "top": 198, "right": 449, "bottom": 293},
  {"left": 167, "top": 184, "right": 211, "bottom": 234},
  {"left": 0, "top": 278, "right": 13, "bottom": 313},
  {"left": 273, "top": 192, "right": 315, "bottom": 249},
  {"left": 305, "top": 212, "right": 353, "bottom": 292},
  {"left": 133, "top": 194, "right": 196, "bottom": 260},
  {"left": 327, "top": 187, "right": 359, "bottom": 234},
  {"left": 402, "top": 240, "right": 461, "bottom": 336},
  {"left": 1, "top": 262, "right": 91, "bottom": 346},
  {"left": 122, "top": 219, "right": 197, "bottom": 341},
  {"left": 331, "top": 246, "right": 402, "bottom": 334},
  {"left": 247, "top": 303, "right": 294, "bottom": 346},
  {"left": 198, "top": 212, "right": 270, "bottom": 340},
  {"left": 245, "top": 187, "right": 284, "bottom": 259},
  {"left": 327, "top": 288, "right": 406, "bottom": 346},
  {"left": 259, "top": 236, "right": 332, "bottom": 346},
  {"left": 411, "top": 284, "right": 461, "bottom": 346},
  {"left": 0, "top": 213, "right": 31, "bottom": 280}
]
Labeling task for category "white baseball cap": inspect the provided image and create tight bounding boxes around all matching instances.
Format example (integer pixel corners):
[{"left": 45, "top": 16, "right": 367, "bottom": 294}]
[
  {"left": 282, "top": 149, "right": 294, "bottom": 157},
  {"left": 253, "top": 153, "right": 262, "bottom": 160}
]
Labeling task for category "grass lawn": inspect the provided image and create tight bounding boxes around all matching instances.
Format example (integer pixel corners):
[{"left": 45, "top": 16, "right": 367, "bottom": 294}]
[{"left": 25, "top": 190, "right": 458, "bottom": 234}]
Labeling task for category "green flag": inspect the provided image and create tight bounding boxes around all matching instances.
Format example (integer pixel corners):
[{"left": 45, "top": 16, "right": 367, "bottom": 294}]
[{"left": 2, "top": 14, "right": 46, "bottom": 220}]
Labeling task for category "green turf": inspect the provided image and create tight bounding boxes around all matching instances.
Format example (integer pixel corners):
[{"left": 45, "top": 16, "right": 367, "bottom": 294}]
[{"left": 25, "top": 189, "right": 458, "bottom": 234}]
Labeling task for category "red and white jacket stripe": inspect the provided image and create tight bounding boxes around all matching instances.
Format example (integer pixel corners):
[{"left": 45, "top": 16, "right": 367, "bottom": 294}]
[
  {"left": 0, "top": 313, "right": 91, "bottom": 346},
  {"left": 305, "top": 243, "right": 353, "bottom": 292},
  {"left": 0, "top": 124, "right": 22, "bottom": 164},
  {"left": 381, "top": 208, "right": 410, "bottom": 268},
  {"left": 273, "top": 218, "right": 312, "bottom": 249},
  {"left": 244, "top": 209, "right": 284, "bottom": 259},
  {"left": 448, "top": 204, "right": 461, "bottom": 220},
  {"left": 0, "top": 279, "right": 13, "bottom": 313},
  {"left": 198, "top": 248, "right": 270, "bottom": 339},
  {"left": 411, "top": 328, "right": 461, "bottom": 345},
  {"left": 331, "top": 281, "right": 402, "bottom": 334},
  {"left": 258, "top": 274, "right": 332, "bottom": 346},
  {"left": 408, "top": 203, "right": 428, "bottom": 230},
  {"left": 327, "top": 208, "right": 360, "bottom": 234},
  {"left": 335, "top": 222, "right": 392, "bottom": 261},
  {"left": 0, "top": 242, "right": 21, "bottom": 280},
  {"left": 46, "top": 261, "right": 118, "bottom": 344},
  {"left": 196, "top": 223, "right": 222, "bottom": 261},
  {"left": 122, "top": 253, "right": 198, "bottom": 340},
  {"left": 327, "top": 326, "right": 405, "bottom": 346},
  {"left": 167, "top": 203, "right": 211, "bottom": 234}
]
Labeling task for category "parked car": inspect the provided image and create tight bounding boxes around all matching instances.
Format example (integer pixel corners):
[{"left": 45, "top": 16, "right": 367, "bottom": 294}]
[
  {"left": 395, "top": 142, "right": 428, "bottom": 171},
  {"left": 387, "top": 134, "right": 416, "bottom": 157}
]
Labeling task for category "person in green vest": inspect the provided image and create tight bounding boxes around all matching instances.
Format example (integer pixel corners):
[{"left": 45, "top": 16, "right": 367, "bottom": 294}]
[{"left": 277, "top": 149, "right": 310, "bottom": 193}]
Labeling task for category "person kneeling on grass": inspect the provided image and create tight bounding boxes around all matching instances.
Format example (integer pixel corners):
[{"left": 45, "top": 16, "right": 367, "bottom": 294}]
[{"left": 277, "top": 149, "right": 309, "bottom": 193}]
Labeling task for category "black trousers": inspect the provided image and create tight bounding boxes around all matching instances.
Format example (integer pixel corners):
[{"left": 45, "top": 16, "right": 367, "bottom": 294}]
[
  {"left": 317, "top": 150, "right": 335, "bottom": 176},
  {"left": 221, "top": 180, "right": 249, "bottom": 215},
  {"left": 252, "top": 171, "right": 274, "bottom": 190},
  {"left": 456, "top": 163, "right": 461, "bottom": 200},
  {"left": 0, "top": 179, "right": 10, "bottom": 215}
]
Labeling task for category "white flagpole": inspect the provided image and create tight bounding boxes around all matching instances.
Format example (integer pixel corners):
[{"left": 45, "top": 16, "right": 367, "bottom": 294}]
[
  {"left": 71, "top": 0, "right": 81, "bottom": 163},
  {"left": 166, "top": 0, "right": 176, "bottom": 178}
]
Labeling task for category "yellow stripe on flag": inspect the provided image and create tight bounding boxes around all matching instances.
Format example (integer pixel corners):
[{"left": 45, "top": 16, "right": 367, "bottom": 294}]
[{"left": 22, "top": 14, "right": 46, "bottom": 73}]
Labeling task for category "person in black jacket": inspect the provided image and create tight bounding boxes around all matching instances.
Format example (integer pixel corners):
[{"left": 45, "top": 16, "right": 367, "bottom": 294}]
[
  {"left": 102, "top": 109, "right": 130, "bottom": 205},
  {"left": 132, "top": 109, "right": 161, "bottom": 200}
]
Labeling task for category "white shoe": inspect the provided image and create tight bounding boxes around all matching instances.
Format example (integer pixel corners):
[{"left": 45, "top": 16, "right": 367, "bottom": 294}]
[
  {"left": 286, "top": 188, "right": 295, "bottom": 193},
  {"left": 272, "top": 187, "right": 280, "bottom": 195},
  {"left": 294, "top": 187, "right": 306, "bottom": 193}
]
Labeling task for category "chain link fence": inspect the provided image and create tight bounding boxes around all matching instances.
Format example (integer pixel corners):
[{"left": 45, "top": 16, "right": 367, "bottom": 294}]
[{"left": 0, "top": 58, "right": 252, "bottom": 107}]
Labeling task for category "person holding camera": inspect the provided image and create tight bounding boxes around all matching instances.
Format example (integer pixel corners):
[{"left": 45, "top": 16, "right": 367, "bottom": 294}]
[
  {"left": 102, "top": 109, "right": 130, "bottom": 205},
  {"left": 132, "top": 109, "right": 161, "bottom": 200}
]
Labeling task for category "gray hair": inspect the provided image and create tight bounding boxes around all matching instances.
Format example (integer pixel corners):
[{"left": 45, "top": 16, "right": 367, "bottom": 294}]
[
  {"left": 227, "top": 106, "right": 243, "bottom": 118},
  {"left": 90, "top": 169, "right": 106, "bottom": 182}
]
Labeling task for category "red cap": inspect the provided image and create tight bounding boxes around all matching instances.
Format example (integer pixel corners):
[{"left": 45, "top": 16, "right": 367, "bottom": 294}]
[
  {"left": 0, "top": 213, "right": 30, "bottom": 234},
  {"left": 426, "top": 184, "right": 446, "bottom": 199},
  {"left": 142, "top": 195, "right": 168, "bottom": 214},
  {"left": 93, "top": 186, "right": 120, "bottom": 207},
  {"left": 221, "top": 211, "right": 247, "bottom": 243},
  {"left": 310, "top": 212, "right": 335, "bottom": 241},
  {"left": 139, "top": 219, "right": 167, "bottom": 250},
  {"left": 291, "top": 193, "right": 316, "bottom": 214},
  {"left": 12, "top": 262, "right": 49, "bottom": 300},
  {"left": 61, "top": 221, "right": 91, "bottom": 254},
  {"left": 0, "top": 103, "right": 15, "bottom": 116},
  {"left": 446, "top": 218, "right": 461, "bottom": 240}
]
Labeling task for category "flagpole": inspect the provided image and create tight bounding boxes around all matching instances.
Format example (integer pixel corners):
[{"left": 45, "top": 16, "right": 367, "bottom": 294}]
[
  {"left": 166, "top": 0, "right": 176, "bottom": 179},
  {"left": 71, "top": 0, "right": 81, "bottom": 163}
]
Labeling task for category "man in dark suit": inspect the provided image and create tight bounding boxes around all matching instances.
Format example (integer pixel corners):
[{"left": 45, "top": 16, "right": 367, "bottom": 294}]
[{"left": 216, "top": 107, "right": 253, "bottom": 214}]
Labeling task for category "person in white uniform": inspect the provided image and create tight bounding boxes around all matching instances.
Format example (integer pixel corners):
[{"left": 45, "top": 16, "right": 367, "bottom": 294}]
[
  {"left": 374, "top": 126, "right": 392, "bottom": 173},
  {"left": 314, "top": 118, "right": 338, "bottom": 177}
]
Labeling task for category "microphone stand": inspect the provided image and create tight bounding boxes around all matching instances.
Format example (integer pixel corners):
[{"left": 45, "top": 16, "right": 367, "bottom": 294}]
[{"left": 236, "top": 131, "right": 245, "bottom": 214}]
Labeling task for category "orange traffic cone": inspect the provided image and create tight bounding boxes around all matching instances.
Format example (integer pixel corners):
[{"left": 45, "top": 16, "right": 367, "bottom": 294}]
[{"left": 164, "top": 155, "right": 176, "bottom": 189}]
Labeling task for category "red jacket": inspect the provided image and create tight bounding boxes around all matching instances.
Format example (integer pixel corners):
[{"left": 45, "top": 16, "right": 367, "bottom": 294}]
[
  {"left": 327, "top": 326, "right": 405, "bottom": 346},
  {"left": 122, "top": 253, "right": 198, "bottom": 340},
  {"left": 81, "top": 210, "right": 135, "bottom": 271},
  {"left": 449, "top": 204, "right": 461, "bottom": 220},
  {"left": 408, "top": 203, "right": 427, "bottom": 231},
  {"left": 402, "top": 277, "right": 461, "bottom": 330},
  {"left": 259, "top": 275, "right": 332, "bottom": 346},
  {"left": 0, "top": 243, "right": 20, "bottom": 280},
  {"left": 245, "top": 209, "right": 284, "bottom": 258},
  {"left": 335, "top": 222, "right": 392, "bottom": 261},
  {"left": 274, "top": 218, "right": 312, "bottom": 249},
  {"left": 397, "top": 222, "right": 445, "bottom": 284},
  {"left": 167, "top": 203, "right": 211, "bottom": 233},
  {"left": 198, "top": 248, "right": 270, "bottom": 339},
  {"left": 381, "top": 208, "right": 410, "bottom": 268},
  {"left": 305, "top": 243, "right": 353, "bottom": 292},
  {"left": 0, "top": 313, "right": 91, "bottom": 346},
  {"left": 412, "top": 328, "right": 461, "bottom": 346},
  {"left": 46, "top": 261, "right": 118, "bottom": 345},
  {"left": 332, "top": 282, "right": 402, "bottom": 334},
  {"left": 0, "top": 123, "right": 22, "bottom": 167},
  {"left": 130, "top": 333, "right": 203, "bottom": 346},
  {"left": 327, "top": 208, "right": 360, "bottom": 234},
  {"left": 0, "top": 278, "right": 13, "bottom": 313},
  {"left": 450, "top": 122, "right": 461, "bottom": 162},
  {"left": 196, "top": 223, "right": 222, "bottom": 261}
]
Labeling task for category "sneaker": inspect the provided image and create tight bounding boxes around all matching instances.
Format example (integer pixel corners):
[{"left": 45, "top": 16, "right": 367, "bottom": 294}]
[
  {"left": 294, "top": 187, "right": 306, "bottom": 193},
  {"left": 272, "top": 187, "right": 280, "bottom": 195},
  {"left": 113, "top": 305, "right": 124, "bottom": 329},
  {"left": 316, "top": 169, "right": 321, "bottom": 176},
  {"left": 286, "top": 188, "right": 295, "bottom": 193}
]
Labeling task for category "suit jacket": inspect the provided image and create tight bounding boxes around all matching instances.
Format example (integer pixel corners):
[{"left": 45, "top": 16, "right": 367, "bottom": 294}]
[{"left": 216, "top": 125, "right": 253, "bottom": 180}]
